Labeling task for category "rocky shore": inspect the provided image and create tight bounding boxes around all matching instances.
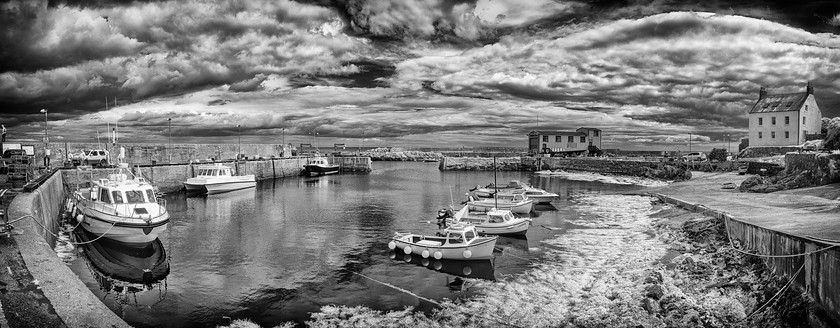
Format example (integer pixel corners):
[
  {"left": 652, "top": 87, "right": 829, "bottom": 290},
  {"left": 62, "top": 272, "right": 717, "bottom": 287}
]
[{"left": 219, "top": 195, "right": 817, "bottom": 328}]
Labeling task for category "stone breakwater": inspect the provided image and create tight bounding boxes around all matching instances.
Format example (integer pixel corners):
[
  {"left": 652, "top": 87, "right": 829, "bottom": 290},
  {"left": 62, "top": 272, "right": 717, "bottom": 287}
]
[
  {"left": 360, "top": 149, "right": 443, "bottom": 161},
  {"left": 440, "top": 157, "right": 692, "bottom": 181}
]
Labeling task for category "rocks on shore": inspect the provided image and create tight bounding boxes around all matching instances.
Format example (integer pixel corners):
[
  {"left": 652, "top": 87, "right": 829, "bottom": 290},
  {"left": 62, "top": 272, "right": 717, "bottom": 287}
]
[
  {"left": 643, "top": 164, "right": 692, "bottom": 181},
  {"left": 738, "top": 170, "right": 816, "bottom": 193}
]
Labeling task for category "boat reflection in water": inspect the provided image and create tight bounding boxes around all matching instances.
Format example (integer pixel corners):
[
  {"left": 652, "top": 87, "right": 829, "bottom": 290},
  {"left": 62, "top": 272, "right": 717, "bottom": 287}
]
[
  {"left": 390, "top": 249, "right": 495, "bottom": 282},
  {"left": 74, "top": 229, "right": 170, "bottom": 308}
]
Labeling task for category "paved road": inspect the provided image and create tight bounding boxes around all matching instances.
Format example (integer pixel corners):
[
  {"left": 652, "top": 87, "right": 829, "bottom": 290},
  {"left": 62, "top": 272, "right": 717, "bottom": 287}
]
[{"left": 646, "top": 172, "right": 840, "bottom": 242}]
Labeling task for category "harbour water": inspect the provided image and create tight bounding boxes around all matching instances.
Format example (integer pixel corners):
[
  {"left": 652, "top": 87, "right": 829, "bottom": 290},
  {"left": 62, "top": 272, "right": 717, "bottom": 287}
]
[{"left": 64, "top": 161, "right": 649, "bottom": 327}]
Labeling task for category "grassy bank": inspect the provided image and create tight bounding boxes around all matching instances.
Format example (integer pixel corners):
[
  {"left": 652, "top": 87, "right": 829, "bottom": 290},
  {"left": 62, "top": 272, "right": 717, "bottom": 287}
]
[{"left": 218, "top": 196, "right": 815, "bottom": 328}]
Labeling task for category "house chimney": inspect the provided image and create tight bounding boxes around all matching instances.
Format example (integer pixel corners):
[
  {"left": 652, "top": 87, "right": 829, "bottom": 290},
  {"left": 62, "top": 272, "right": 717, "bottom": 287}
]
[
  {"left": 759, "top": 86, "right": 767, "bottom": 99},
  {"left": 806, "top": 81, "right": 814, "bottom": 95}
]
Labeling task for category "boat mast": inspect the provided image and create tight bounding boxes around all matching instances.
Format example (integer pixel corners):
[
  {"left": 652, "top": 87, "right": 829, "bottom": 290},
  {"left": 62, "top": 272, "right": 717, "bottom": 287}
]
[{"left": 493, "top": 156, "right": 498, "bottom": 209}]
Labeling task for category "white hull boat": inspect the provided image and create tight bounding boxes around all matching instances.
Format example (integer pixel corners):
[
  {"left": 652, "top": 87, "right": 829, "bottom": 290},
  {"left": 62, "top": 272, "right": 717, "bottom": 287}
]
[
  {"left": 466, "top": 192, "right": 534, "bottom": 214},
  {"left": 450, "top": 206, "right": 530, "bottom": 235},
  {"left": 184, "top": 163, "right": 256, "bottom": 194},
  {"left": 73, "top": 168, "right": 169, "bottom": 245},
  {"left": 495, "top": 189, "right": 558, "bottom": 205},
  {"left": 389, "top": 224, "right": 497, "bottom": 260},
  {"left": 473, "top": 180, "right": 558, "bottom": 204}
]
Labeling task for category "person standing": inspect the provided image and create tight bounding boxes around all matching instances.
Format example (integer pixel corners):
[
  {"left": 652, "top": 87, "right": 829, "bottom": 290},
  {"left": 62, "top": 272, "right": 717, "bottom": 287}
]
[
  {"left": 44, "top": 148, "right": 51, "bottom": 168},
  {"left": 1, "top": 124, "right": 6, "bottom": 142}
]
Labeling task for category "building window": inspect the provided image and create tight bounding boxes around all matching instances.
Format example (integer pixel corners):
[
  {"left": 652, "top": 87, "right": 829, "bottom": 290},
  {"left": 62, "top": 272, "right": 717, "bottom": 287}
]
[
  {"left": 568, "top": 136, "right": 573, "bottom": 142},
  {"left": 594, "top": 131, "right": 600, "bottom": 137},
  {"left": 785, "top": 116, "right": 789, "bottom": 125},
  {"left": 542, "top": 136, "right": 548, "bottom": 142},
  {"left": 785, "top": 131, "right": 789, "bottom": 138},
  {"left": 555, "top": 136, "right": 562, "bottom": 142},
  {"left": 803, "top": 117, "right": 806, "bottom": 124},
  {"left": 758, "top": 117, "right": 763, "bottom": 125},
  {"left": 805, "top": 105, "right": 808, "bottom": 111},
  {"left": 580, "top": 136, "right": 586, "bottom": 143},
  {"left": 771, "top": 131, "right": 775, "bottom": 138},
  {"left": 771, "top": 117, "right": 776, "bottom": 125},
  {"left": 758, "top": 132, "right": 762, "bottom": 139}
]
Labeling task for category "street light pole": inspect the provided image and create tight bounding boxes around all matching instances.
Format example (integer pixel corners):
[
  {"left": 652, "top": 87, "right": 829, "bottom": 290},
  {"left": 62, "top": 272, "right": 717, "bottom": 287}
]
[
  {"left": 168, "top": 118, "right": 172, "bottom": 163},
  {"left": 40, "top": 109, "right": 48, "bottom": 168},
  {"left": 237, "top": 124, "right": 241, "bottom": 160},
  {"left": 688, "top": 133, "right": 692, "bottom": 152}
]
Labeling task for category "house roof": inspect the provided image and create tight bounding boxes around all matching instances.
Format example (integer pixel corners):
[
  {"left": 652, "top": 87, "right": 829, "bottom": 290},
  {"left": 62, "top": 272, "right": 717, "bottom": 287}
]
[
  {"left": 529, "top": 130, "right": 586, "bottom": 136},
  {"left": 749, "top": 92, "right": 808, "bottom": 114}
]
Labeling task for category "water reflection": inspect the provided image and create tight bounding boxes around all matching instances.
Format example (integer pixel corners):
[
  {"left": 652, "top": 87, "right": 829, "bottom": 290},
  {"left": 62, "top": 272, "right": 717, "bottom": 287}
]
[
  {"left": 74, "top": 229, "right": 169, "bottom": 309},
  {"left": 390, "top": 250, "right": 495, "bottom": 281}
]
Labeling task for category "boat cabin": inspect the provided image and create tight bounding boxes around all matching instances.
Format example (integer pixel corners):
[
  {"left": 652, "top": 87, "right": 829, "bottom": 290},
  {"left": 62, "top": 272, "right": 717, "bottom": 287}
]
[
  {"left": 486, "top": 210, "right": 515, "bottom": 223},
  {"left": 196, "top": 166, "right": 233, "bottom": 177},
  {"left": 496, "top": 192, "right": 528, "bottom": 203},
  {"left": 307, "top": 157, "right": 330, "bottom": 165},
  {"left": 91, "top": 176, "right": 157, "bottom": 205},
  {"left": 443, "top": 225, "right": 478, "bottom": 245}
]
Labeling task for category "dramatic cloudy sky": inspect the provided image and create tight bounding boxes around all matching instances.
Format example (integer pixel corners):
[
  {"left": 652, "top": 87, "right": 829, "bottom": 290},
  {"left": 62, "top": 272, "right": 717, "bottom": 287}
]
[{"left": 1, "top": 0, "right": 839, "bottom": 150}]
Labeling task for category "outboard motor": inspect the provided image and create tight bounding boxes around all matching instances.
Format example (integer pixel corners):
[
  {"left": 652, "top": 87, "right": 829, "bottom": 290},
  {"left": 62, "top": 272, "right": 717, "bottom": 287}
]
[{"left": 436, "top": 208, "right": 452, "bottom": 228}]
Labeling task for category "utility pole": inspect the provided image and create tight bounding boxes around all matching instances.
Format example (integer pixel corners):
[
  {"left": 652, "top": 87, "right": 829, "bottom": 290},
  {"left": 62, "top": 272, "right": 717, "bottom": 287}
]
[
  {"left": 688, "top": 133, "right": 692, "bottom": 152},
  {"left": 168, "top": 118, "right": 172, "bottom": 163},
  {"left": 237, "top": 124, "right": 241, "bottom": 160},
  {"left": 40, "top": 109, "right": 48, "bottom": 169}
]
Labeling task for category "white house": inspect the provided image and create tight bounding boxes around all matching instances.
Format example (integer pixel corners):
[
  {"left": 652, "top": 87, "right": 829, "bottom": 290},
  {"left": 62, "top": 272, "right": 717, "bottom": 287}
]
[
  {"left": 528, "top": 127, "right": 602, "bottom": 156},
  {"left": 748, "top": 82, "right": 822, "bottom": 147}
]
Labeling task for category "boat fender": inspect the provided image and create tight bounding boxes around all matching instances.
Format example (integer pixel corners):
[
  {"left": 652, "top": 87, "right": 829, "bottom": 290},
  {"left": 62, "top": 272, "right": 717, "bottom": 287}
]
[
  {"left": 421, "top": 249, "right": 430, "bottom": 258},
  {"left": 388, "top": 241, "right": 396, "bottom": 250},
  {"left": 463, "top": 249, "right": 472, "bottom": 259},
  {"left": 433, "top": 250, "right": 443, "bottom": 260},
  {"left": 403, "top": 254, "right": 412, "bottom": 262},
  {"left": 403, "top": 245, "right": 412, "bottom": 254},
  {"left": 76, "top": 214, "right": 84, "bottom": 222},
  {"left": 433, "top": 261, "right": 443, "bottom": 270},
  {"left": 421, "top": 258, "right": 430, "bottom": 267},
  {"left": 389, "top": 251, "right": 396, "bottom": 259},
  {"left": 462, "top": 266, "right": 472, "bottom": 276}
]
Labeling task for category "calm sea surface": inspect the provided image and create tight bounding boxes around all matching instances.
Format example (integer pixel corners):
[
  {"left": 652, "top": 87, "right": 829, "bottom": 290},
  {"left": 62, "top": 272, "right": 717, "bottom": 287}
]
[{"left": 66, "top": 161, "right": 645, "bottom": 327}]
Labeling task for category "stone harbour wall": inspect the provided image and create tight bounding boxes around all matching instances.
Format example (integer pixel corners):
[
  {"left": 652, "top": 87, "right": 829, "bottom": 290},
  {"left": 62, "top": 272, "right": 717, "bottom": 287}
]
[
  {"left": 440, "top": 157, "right": 692, "bottom": 180},
  {"left": 43, "top": 142, "right": 289, "bottom": 166}
]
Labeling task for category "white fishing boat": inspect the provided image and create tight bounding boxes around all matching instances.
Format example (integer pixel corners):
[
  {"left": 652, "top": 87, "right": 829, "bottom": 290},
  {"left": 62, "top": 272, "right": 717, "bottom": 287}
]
[
  {"left": 184, "top": 163, "right": 255, "bottom": 194},
  {"left": 494, "top": 188, "right": 558, "bottom": 205},
  {"left": 72, "top": 167, "right": 169, "bottom": 244},
  {"left": 466, "top": 192, "right": 534, "bottom": 214},
  {"left": 389, "top": 224, "right": 497, "bottom": 260},
  {"left": 303, "top": 156, "right": 339, "bottom": 176},
  {"left": 449, "top": 206, "right": 530, "bottom": 235},
  {"left": 472, "top": 180, "right": 558, "bottom": 204}
]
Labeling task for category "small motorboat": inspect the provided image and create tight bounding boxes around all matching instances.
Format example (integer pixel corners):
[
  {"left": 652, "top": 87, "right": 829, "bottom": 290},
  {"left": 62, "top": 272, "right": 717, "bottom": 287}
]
[
  {"left": 473, "top": 180, "right": 558, "bottom": 204},
  {"left": 389, "top": 224, "right": 497, "bottom": 260},
  {"left": 448, "top": 206, "right": 530, "bottom": 236},
  {"left": 465, "top": 192, "right": 534, "bottom": 214},
  {"left": 471, "top": 180, "right": 529, "bottom": 198},
  {"left": 72, "top": 166, "right": 170, "bottom": 245},
  {"left": 303, "top": 156, "right": 339, "bottom": 176},
  {"left": 184, "top": 163, "right": 256, "bottom": 194}
]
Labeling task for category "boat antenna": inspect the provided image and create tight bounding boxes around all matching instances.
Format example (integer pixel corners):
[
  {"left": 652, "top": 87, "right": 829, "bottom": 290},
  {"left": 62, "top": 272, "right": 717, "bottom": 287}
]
[{"left": 493, "top": 156, "right": 498, "bottom": 209}]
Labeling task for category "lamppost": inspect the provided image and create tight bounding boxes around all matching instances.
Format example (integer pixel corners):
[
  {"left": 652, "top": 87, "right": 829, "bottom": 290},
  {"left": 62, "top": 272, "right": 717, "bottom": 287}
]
[
  {"left": 688, "top": 133, "right": 692, "bottom": 152},
  {"left": 40, "top": 109, "right": 48, "bottom": 168},
  {"left": 167, "top": 118, "right": 172, "bottom": 163},
  {"left": 237, "top": 124, "right": 241, "bottom": 160}
]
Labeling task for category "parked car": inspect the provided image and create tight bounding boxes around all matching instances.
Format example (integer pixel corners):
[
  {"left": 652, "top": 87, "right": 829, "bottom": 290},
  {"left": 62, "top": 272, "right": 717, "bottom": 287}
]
[
  {"left": 682, "top": 152, "right": 707, "bottom": 161},
  {"left": 70, "top": 149, "right": 110, "bottom": 167}
]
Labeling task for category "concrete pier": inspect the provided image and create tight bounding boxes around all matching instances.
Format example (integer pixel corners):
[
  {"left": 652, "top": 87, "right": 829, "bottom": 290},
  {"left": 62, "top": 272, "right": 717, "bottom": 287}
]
[{"left": 648, "top": 172, "right": 840, "bottom": 325}]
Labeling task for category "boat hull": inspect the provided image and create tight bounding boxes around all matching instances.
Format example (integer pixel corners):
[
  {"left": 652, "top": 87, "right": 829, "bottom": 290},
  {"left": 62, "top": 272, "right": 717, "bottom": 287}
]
[
  {"left": 451, "top": 207, "right": 530, "bottom": 235},
  {"left": 304, "top": 164, "right": 339, "bottom": 176},
  {"left": 467, "top": 200, "right": 534, "bottom": 214},
  {"left": 390, "top": 234, "right": 497, "bottom": 260},
  {"left": 184, "top": 176, "right": 256, "bottom": 194},
  {"left": 74, "top": 198, "right": 170, "bottom": 245}
]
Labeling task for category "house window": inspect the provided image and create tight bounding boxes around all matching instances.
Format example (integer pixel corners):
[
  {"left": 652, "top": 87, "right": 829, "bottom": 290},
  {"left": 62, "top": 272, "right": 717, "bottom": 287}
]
[
  {"left": 555, "top": 136, "right": 562, "bottom": 142},
  {"left": 580, "top": 136, "right": 586, "bottom": 143},
  {"left": 805, "top": 105, "right": 808, "bottom": 111},
  {"left": 771, "top": 131, "right": 775, "bottom": 138},
  {"left": 542, "top": 136, "right": 548, "bottom": 142},
  {"left": 758, "top": 132, "right": 762, "bottom": 139},
  {"left": 568, "top": 136, "right": 573, "bottom": 142},
  {"left": 771, "top": 117, "right": 776, "bottom": 125},
  {"left": 594, "top": 131, "right": 600, "bottom": 137},
  {"left": 803, "top": 117, "right": 806, "bottom": 124},
  {"left": 785, "top": 116, "right": 789, "bottom": 125},
  {"left": 785, "top": 131, "right": 789, "bottom": 138},
  {"left": 758, "top": 117, "right": 763, "bottom": 125}
]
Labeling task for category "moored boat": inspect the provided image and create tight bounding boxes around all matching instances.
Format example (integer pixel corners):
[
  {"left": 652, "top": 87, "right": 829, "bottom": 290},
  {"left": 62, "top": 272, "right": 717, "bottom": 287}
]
[
  {"left": 389, "top": 224, "right": 497, "bottom": 260},
  {"left": 72, "top": 167, "right": 169, "bottom": 245},
  {"left": 449, "top": 206, "right": 530, "bottom": 235},
  {"left": 494, "top": 188, "right": 558, "bottom": 205},
  {"left": 184, "top": 163, "right": 256, "bottom": 194},
  {"left": 466, "top": 191, "right": 534, "bottom": 214},
  {"left": 303, "top": 156, "right": 339, "bottom": 176}
]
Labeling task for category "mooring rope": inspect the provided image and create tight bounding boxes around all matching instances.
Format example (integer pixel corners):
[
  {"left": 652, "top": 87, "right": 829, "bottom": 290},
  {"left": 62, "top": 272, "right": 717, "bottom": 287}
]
[
  {"left": 344, "top": 269, "right": 526, "bottom": 328},
  {"left": 745, "top": 261, "right": 806, "bottom": 319},
  {"left": 7, "top": 214, "right": 118, "bottom": 245}
]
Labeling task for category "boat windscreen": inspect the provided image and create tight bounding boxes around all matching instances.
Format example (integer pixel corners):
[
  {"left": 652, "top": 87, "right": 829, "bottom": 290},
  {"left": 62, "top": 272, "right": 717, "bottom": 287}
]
[{"left": 125, "top": 190, "right": 146, "bottom": 203}]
